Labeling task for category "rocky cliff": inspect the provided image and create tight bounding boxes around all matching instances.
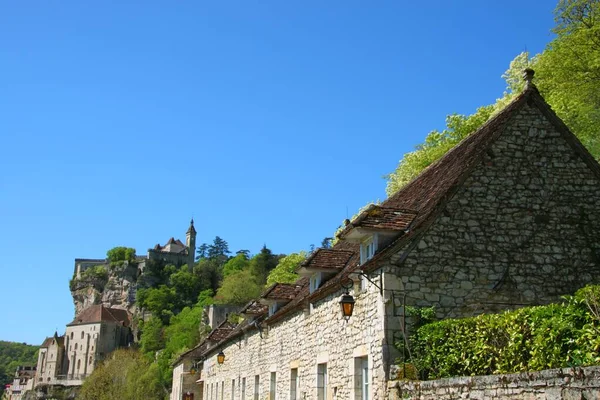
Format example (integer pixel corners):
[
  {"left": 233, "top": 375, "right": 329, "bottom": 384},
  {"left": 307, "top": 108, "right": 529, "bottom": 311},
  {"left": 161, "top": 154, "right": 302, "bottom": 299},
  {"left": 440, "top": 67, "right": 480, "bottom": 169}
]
[{"left": 70, "top": 261, "right": 140, "bottom": 317}]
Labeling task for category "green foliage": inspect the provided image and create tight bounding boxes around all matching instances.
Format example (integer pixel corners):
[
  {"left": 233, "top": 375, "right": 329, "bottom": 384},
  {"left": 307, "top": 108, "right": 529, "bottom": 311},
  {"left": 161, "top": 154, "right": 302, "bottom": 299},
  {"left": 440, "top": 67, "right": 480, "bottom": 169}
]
[
  {"left": 70, "top": 265, "right": 109, "bottom": 291},
  {"left": 81, "top": 265, "right": 108, "bottom": 281},
  {"left": 137, "top": 286, "right": 177, "bottom": 323},
  {"left": 0, "top": 342, "right": 38, "bottom": 396},
  {"left": 106, "top": 247, "right": 136, "bottom": 263},
  {"left": 249, "top": 245, "right": 282, "bottom": 285},
  {"left": 78, "top": 349, "right": 166, "bottom": 400},
  {"left": 266, "top": 252, "right": 307, "bottom": 286},
  {"left": 215, "top": 270, "right": 262, "bottom": 305},
  {"left": 139, "top": 317, "right": 165, "bottom": 356},
  {"left": 222, "top": 253, "right": 250, "bottom": 277},
  {"left": 385, "top": 0, "right": 600, "bottom": 196},
  {"left": 405, "top": 285, "right": 600, "bottom": 380}
]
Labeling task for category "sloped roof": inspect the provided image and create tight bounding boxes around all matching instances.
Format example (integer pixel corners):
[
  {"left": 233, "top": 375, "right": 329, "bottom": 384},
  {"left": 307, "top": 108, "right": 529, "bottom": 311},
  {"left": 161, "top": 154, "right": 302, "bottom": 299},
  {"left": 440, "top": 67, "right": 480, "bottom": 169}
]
[
  {"left": 67, "top": 305, "right": 130, "bottom": 327},
  {"left": 297, "top": 248, "right": 355, "bottom": 271},
  {"left": 200, "top": 76, "right": 600, "bottom": 353},
  {"left": 240, "top": 300, "right": 268, "bottom": 315},
  {"left": 261, "top": 283, "right": 301, "bottom": 301},
  {"left": 359, "top": 81, "right": 600, "bottom": 272},
  {"left": 40, "top": 335, "right": 64, "bottom": 348},
  {"left": 206, "top": 320, "right": 236, "bottom": 343}
]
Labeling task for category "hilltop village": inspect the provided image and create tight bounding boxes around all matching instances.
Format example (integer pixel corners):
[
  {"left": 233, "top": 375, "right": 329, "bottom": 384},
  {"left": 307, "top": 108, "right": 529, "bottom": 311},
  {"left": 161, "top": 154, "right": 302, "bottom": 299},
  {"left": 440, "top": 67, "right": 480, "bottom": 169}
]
[{"left": 4, "top": 73, "right": 600, "bottom": 400}]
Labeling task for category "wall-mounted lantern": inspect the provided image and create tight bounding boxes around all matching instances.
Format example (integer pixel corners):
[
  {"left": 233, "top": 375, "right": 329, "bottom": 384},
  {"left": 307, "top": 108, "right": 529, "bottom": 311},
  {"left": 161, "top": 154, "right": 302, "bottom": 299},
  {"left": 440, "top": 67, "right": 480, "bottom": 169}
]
[
  {"left": 216, "top": 350, "right": 225, "bottom": 365},
  {"left": 339, "top": 279, "right": 355, "bottom": 321},
  {"left": 339, "top": 293, "right": 355, "bottom": 321}
]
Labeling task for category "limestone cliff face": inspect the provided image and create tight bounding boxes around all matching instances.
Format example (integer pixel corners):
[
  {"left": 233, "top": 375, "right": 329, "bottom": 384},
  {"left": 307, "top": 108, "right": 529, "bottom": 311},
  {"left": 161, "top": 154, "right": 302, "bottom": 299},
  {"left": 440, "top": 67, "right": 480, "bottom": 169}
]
[{"left": 70, "top": 261, "right": 140, "bottom": 317}]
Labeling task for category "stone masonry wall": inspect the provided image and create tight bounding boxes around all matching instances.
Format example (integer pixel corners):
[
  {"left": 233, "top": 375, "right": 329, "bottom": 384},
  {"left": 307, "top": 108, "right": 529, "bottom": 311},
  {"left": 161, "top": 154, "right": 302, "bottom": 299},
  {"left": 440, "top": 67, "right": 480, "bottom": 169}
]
[
  {"left": 202, "top": 280, "right": 386, "bottom": 400},
  {"left": 387, "top": 102, "right": 600, "bottom": 321},
  {"left": 388, "top": 366, "right": 600, "bottom": 399}
]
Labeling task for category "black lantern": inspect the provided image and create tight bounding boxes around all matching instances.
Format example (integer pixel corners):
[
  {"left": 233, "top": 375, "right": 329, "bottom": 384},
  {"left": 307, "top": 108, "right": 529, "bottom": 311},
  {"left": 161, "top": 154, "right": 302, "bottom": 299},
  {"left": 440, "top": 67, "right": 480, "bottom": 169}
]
[
  {"left": 339, "top": 293, "right": 355, "bottom": 321},
  {"left": 217, "top": 350, "right": 225, "bottom": 365}
]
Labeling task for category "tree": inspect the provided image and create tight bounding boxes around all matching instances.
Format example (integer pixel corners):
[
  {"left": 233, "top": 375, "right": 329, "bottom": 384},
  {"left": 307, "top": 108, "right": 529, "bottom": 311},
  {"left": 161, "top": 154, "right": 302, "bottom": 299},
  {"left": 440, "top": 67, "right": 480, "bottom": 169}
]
[
  {"left": 222, "top": 253, "right": 250, "bottom": 277},
  {"left": 137, "top": 285, "right": 177, "bottom": 323},
  {"left": 169, "top": 266, "right": 201, "bottom": 308},
  {"left": 248, "top": 245, "right": 280, "bottom": 285},
  {"left": 215, "top": 270, "right": 262, "bottom": 305},
  {"left": 78, "top": 349, "right": 164, "bottom": 400},
  {"left": 266, "top": 252, "right": 307, "bottom": 286},
  {"left": 194, "top": 258, "right": 222, "bottom": 294},
  {"left": 208, "top": 236, "right": 230, "bottom": 259},
  {"left": 534, "top": 0, "right": 600, "bottom": 159},
  {"left": 385, "top": 0, "right": 600, "bottom": 197},
  {"left": 236, "top": 249, "right": 251, "bottom": 257},
  {"left": 321, "top": 238, "right": 333, "bottom": 249},
  {"left": 196, "top": 243, "right": 209, "bottom": 260},
  {"left": 106, "top": 247, "right": 136, "bottom": 263},
  {"left": 139, "top": 317, "right": 164, "bottom": 356}
]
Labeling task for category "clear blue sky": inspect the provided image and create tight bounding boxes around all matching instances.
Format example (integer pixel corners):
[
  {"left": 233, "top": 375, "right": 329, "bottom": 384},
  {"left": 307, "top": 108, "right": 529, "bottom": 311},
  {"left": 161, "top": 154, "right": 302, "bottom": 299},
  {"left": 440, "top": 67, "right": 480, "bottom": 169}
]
[{"left": 0, "top": 1, "right": 557, "bottom": 345}]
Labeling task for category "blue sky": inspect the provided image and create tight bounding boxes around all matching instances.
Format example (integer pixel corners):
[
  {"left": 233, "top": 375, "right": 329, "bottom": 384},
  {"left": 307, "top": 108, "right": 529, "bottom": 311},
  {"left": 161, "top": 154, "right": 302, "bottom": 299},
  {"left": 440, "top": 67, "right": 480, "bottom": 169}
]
[{"left": 0, "top": 1, "right": 557, "bottom": 345}]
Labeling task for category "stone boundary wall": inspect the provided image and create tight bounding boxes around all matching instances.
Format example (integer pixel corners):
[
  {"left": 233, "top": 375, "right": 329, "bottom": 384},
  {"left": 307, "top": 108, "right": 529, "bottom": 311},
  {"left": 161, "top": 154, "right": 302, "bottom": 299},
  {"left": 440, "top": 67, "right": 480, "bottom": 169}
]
[{"left": 388, "top": 366, "right": 600, "bottom": 399}]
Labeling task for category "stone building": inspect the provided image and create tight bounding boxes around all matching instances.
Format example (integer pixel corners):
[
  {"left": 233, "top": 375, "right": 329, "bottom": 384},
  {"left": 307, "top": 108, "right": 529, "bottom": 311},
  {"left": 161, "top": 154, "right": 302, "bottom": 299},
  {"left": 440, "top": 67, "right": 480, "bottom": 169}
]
[
  {"left": 171, "top": 73, "right": 600, "bottom": 400},
  {"left": 148, "top": 219, "right": 197, "bottom": 268},
  {"left": 35, "top": 305, "right": 132, "bottom": 388},
  {"left": 3, "top": 366, "right": 36, "bottom": 400}
]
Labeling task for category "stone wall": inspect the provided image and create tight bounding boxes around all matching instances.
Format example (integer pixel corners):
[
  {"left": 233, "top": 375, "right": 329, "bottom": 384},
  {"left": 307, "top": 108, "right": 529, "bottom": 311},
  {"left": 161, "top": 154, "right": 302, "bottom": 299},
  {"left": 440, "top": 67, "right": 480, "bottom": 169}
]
[
  {"left": 385, "top": 103, "right": 600, "bottom": 321},
  {"left": 388, "top": 366, "right": 600, "bottom": 399},
  {"left": 201, "top": 280, "right": 387, "bottom": 400}
]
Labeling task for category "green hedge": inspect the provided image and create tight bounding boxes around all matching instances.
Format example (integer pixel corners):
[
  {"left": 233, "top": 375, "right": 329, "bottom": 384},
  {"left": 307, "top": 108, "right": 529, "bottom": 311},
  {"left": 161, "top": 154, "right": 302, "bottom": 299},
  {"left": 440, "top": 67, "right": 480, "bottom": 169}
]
[{"left": 404, "top": 285, "right": 600, "bottom": 380}]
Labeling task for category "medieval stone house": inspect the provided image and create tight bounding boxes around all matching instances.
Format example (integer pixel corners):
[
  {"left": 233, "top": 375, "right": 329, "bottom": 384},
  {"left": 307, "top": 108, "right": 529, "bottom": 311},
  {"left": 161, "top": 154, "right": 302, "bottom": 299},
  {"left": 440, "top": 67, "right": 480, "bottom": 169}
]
[
  {"left": 177, "top": 73, "right": 600, "bottom": 400},
  {"left": 35, "top": 305, "right": 131, "bottom": 389}
]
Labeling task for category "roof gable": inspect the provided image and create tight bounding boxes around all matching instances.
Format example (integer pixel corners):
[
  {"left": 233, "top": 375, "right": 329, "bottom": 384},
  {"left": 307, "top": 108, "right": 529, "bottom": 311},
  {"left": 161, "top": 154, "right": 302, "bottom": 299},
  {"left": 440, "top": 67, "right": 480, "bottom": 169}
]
[
  {"left": 360, "top": 82, "right": 600, "bottom": 272},
  {"left": 67, "top": 305, "right": 130, "bottom": 326}
]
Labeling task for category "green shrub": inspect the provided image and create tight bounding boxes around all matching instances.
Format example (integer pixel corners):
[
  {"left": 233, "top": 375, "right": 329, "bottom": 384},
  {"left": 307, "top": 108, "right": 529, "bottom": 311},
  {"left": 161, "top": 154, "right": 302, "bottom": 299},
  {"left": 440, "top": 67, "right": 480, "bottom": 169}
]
[
  {"left": 107, "top": 247, "right": 136, "bottom": 263},
  {"left": 404, "top": 285, "right": 600, "bottom": 380}
]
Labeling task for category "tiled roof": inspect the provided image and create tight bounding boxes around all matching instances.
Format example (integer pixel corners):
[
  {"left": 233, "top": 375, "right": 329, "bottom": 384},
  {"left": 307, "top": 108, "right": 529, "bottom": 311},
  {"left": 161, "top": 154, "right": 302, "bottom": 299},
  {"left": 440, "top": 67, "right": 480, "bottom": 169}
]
[
  {"left": 200, "top": 81, "right": 600, "bottom": 353},
  {"left": 337, "top": 206, "right": 418, "bottom": 238},
  {"left": 67, "top": 305, "right": 130, "bottom": 327},
  {"left": 40, "top": 335, "right": 64, "bottom": 348},
  {"left": 297, "top": 248, "right": 355, "bottom": 271},
  {"left": 261, "top": 283, "right": 301, "bottom": 301},
  {"left": 360, "top": 82, "right": 600, "bottom": 273},
  {"left": 240, "top": 300, "right": 268, "bottom": 315},
  {"left": 207, "top": 320, "right": 236, "bottom": 342}
]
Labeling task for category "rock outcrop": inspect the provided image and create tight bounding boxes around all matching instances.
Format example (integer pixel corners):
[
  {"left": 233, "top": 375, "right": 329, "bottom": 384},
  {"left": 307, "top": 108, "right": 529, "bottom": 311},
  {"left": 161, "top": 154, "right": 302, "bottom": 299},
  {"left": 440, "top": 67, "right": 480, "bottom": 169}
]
[{"left": 70, "top": 261, "right": 140, "bottom": 317}]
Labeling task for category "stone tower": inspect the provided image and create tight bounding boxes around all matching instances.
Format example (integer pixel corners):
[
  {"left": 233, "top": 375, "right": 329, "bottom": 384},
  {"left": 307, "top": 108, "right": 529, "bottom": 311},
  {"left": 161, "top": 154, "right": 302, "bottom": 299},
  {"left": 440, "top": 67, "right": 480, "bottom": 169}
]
[{"left": 186, "top": 218, "right": 197, "bottom": 269}]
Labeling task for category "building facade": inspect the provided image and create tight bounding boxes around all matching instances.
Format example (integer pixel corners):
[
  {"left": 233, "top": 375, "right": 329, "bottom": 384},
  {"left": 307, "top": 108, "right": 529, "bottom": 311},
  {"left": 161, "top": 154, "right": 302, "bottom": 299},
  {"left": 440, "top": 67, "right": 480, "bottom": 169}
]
[
  {"left": 172, "top": 74, "right": 600, "bottom": 399},
  {"left": 35, "top": 305, "right": 132, "bottom": 388},
  {"left": 3, "top": 366, "right": 36, "bottom": 400}
]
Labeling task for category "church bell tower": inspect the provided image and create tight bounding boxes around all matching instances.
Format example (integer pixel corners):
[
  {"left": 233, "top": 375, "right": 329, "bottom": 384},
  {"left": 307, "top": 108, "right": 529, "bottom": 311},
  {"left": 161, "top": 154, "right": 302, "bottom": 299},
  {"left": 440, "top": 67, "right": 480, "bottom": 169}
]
[{"left": 186, "top": 218, "right": 197, "bottom": 268}]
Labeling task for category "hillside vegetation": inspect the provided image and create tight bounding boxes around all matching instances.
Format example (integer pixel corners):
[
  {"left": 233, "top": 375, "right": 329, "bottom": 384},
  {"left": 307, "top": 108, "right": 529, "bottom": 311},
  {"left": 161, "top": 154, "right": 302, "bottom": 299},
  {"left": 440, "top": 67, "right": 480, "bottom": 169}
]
[{"left": 0, "top": 341, "right": 38, "bottom": 396}]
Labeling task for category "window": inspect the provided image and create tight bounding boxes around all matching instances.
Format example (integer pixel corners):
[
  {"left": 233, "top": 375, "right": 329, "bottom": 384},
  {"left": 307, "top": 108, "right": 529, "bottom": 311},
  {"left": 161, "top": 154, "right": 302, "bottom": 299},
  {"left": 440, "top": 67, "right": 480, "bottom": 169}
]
[
  {"left": 290, "top": 369, "right": 298, "bottom": 400},
  {"left": 70, "top": 332, "right": 74, "bottom": 340},
  {"left": 360, "top": 237, "right": 376, "bottom": 264},
  {"left": 317, "top": 363, "right": 327, "bottom": 400},
  {"left": 231, "top": 379, "right": 235, "bottom": 400},
  {"left": 354, "top": 357, "right": 369, "bottom": 400},
  {"left": 309, "top": 273, "right": 321, "bottom": 294},
  {"left": 81, "top": 331, "right": 85, "bottom": 339},
  {"left": 77, "top": 359, "right": 81, "bottom": 371},
  {"left": 254, "top": 375, "right": 260, "bottom": 400},
  {"left": 269, "top": 303, "right": 278, "bottom": 316},
  {"left": 221, "top": 381, "right": 224, "bottom": 400},
  {"left": 241, "top": 377, "right": 246, "bottom": 399},
  {"left": 269, "top": 372, "right": 276, "bottom": 400},
  {"left": 75, "top": 343, "right": 78, "bottom": 350}
]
